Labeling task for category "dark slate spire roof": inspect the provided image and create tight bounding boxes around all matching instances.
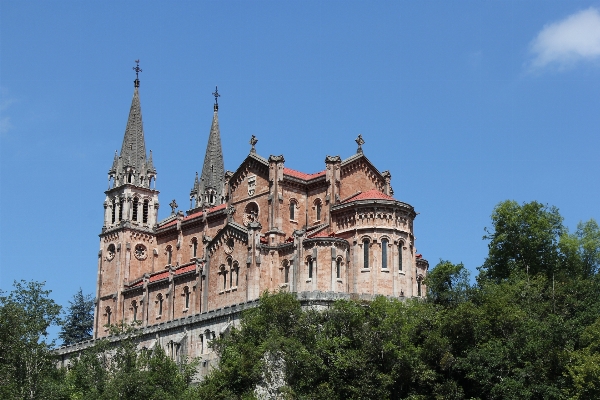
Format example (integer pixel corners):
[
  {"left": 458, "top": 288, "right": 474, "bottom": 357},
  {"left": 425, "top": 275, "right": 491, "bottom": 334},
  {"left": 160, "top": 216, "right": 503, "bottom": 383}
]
[
  {"left": 108, "top": 81, "right": 156, "bottom": 189},
  {"left": 190, "top": 103, "right": 225, "bottom": 209},
  {"left": 120, "top": 86, "right": 147, "bottom": 171}
]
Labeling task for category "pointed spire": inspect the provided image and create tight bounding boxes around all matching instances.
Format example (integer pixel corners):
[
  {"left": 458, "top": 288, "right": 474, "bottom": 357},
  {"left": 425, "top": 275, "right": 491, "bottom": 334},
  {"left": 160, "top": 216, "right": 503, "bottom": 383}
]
[
  {"left": 193, "top": 88, "right": 225, "bottom": 209},
  {"left": 108, "top": 61, "right": 156, "bottom": 190}
]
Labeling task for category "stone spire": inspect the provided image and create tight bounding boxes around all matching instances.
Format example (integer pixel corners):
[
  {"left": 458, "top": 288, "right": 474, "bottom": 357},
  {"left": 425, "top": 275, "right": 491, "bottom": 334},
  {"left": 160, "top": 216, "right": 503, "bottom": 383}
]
[
  {"left": 108, "top": 62, "right": 156, "bottom": 189},
  {"left": 190, "top": 87, "right": 225, "bottom": 209}
]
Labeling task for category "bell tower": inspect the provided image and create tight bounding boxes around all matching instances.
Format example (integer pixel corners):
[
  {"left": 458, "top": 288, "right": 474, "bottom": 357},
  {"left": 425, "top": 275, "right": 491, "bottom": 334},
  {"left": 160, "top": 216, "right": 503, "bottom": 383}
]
[{"left": 94, "top": 61, "right": 160, "bottom": 338}]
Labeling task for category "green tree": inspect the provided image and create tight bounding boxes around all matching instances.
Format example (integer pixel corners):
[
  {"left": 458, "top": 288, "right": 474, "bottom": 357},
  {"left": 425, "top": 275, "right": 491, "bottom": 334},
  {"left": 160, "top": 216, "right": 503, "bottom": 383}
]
[
  {"left": 480, "top": 200, "right": 564, "bottom": 281},
  {"left": 59, "top": 288, "right": 94, "bottom": 346},
  {"left": 425, "top": 260, "right": 470, "bottom": 306},
  {"left": 0, "top": 280, "right": 63, "bottom": 400},
  {"left": 64, "top": 326, "right": 198, "bottom": 400},
  {"left": 560, "top": 219, "right": 600, "bottom": 278}
]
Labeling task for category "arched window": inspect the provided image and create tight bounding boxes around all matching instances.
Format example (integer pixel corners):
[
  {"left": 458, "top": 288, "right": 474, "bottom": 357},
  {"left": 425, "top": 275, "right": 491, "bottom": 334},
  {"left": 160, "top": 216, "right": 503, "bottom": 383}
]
[
  {"left": 166, "top": 246, "right": 172, "bottom": 266},
  {"left": 283, "top": 260, "right": 289, "bottom": 283},
  {"left": 220, "top": 266, "right": 227, "bottom": 290},
  {"left": 417, "top": 276, "right": 422, "bottom": 297},
  {"left": 336, "top": 258, "right": 342, "bottom": 279},
  {"left": 233, "top": 262, "right": 239, "bottom": 287},
  {"left": 289, "top": 200, "right": 296, "bottom": 220},
  {"left": 119, "top": 198, "right": 124, "bottom": 221},
  {"left": 316, "top": 200, "right": 322, "bottom": 221},
  {"left": 143, "top": 200, "right": 149, "bottom": 223},
  {"left": 132, "top": 300, "right": 138, "bottom": 322},
  {"left": 381, "top": 239, "right": 388, "bottom": 269},
  {"left": 128, "top": 173, "right": 132, "bottom": 183},
  {"left": 184, "top": 287, "right": 190, "bottom": 309},
  {"left": 192, "top": 238, "right": 198, "bottom": 258},
  {"left": 105, "top": 306, "right": 112, "bottom": 326},
  {"left": 132, "top": 198, "right": 139, "bottom": 221},
  {"left": 398, "top": 243, "right": 403, "bottom": 271},
  {"left": 363, "top": 239, "right": 370, "bottom": 269},
  {"left": 157, "top": 294, "right": 163, "bottom": 316},
  {"left": 111, "top": 198, "right": 116, "bottom": 223},
  {"left": 209, "top": 193, "right": 214, "bottom": 204},
  {"left": 308, "top": 257, "right": 314, "bottom": 279}
]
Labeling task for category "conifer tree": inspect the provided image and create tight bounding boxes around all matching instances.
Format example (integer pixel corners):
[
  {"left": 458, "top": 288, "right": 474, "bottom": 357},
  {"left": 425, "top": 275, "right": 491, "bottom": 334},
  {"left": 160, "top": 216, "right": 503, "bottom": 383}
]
[{"left": 59, "top": 288, "right": 94, "bottom": 346}]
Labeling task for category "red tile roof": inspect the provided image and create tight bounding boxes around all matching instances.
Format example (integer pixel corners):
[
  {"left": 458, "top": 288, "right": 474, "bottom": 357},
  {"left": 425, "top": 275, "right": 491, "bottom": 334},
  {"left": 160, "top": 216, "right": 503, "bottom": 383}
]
[
  {"left": 175, "top": 264, "right": 196, "bottom": 275},
  {"left": 416, "top": 254, "right": 423, "bottom": 259},
  {"left": 343, "top": 189, "right": 395, "bottom": 203},
  {"left": 159, "top": 203, "right": 228, "bottom": 229},
  {"left": 149, "top": 271, "right": 169, "bottom": 283},
  {"left": 129, "top": 280, "right": 143, "bottom": 288},
  {"left": 284, "top": 168, "right": 326, "bottom": 181}
]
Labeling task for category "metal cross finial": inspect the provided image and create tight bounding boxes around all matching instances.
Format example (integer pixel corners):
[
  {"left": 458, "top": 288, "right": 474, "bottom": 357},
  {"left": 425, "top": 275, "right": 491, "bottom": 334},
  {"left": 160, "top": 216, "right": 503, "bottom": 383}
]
[
  {"left": 212, "top": 86, "right": 220, "bottom": 111},
  {"left": 355, "top": 134, "right": 365, "bottom": 154},
  {"left": 132, "top": 60, "right": 142, "bottom": 87},
  {"left": 169, "top": 199, "right": 178, "bottom": 215},
  {"left": 249, "top": 135, "right": 258, "bottom": 154}
]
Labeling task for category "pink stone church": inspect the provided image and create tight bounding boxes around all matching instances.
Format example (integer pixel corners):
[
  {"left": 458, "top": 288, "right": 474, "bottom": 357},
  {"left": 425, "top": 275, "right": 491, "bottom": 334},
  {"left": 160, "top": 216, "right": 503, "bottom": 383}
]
[{"left": 58, "top": 67, "right": 428, "bottom": 375}]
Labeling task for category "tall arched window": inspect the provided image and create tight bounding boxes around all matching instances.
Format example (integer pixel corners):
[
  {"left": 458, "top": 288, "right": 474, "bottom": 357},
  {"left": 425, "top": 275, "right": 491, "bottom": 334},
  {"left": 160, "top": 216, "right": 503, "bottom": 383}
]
[
  {"left": 336, "top": 258, "right": 341, "bottom": 279},
  {"left": 417, "top": 276, "right": 422, "bottom": 297},
  {"left": 128, "top": 173, "right": 132, "bottom": 183},
  {"left": 106, "top": 306, "right": 112, "bottom": 326},
  {"left": 192, "top": 238, "right": 198, "bottom": 258},
  {"left": 315, "top": 199, "right": 322, "bottom": 221},
  {"left": 111, "top": 198, "right": 116, "bottom": 223},
  {"left": 220, "top": 266, "right": 227, "bottom": 290},
  {"left": 132, "top": 197, "right": 139, "bottom": 221},
  {"left": 143, "top": 200, "right": 149, "bottom": 223},
  {"left": 381, "top": 239, "right": 388, "bottom": 269},
  {"left": 363, "top": 239, "right": 370, "bottom": 269},
  {"left": 157, "top": 294, "right": 163, "bottom": 316},
  {"left": 118, "top": 198, "right": 124, "bottom": 221},
  {"left": 398, "top": 243, "right": 403, "bottom": 271},
  {"left": 283, "top": 260, "right": 289, "bottom": 283},
  {"left": 166, "top": 245, "right": 172, "bottom": 266},
  {"left": 308, "top": 257, "right": 313, "bottom": 279},
  {"left": 289, "top": 200, "right": 296, "bottom": 220},
  {"left": 233, "top": 262, "right": 239, "bottom": 287},
  {"left": 184, "top": 287, "right": 190, "bottom": 309},
  {"left": 132, "top": 300, "right": 138, "bottom": 322}
]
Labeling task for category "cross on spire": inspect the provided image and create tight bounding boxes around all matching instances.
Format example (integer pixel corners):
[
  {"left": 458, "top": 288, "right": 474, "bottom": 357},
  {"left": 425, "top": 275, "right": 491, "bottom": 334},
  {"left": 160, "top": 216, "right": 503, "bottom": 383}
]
[
  {"left": 132, "top": 60, "right": 142, "bottom": 88},
  {"left": 212, "top": 86, "right": 220, "bottom": 111}
]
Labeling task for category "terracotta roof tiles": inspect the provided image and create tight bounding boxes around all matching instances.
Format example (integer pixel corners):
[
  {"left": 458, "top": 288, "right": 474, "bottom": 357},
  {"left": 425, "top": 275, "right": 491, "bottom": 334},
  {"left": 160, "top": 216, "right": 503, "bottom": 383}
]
[
  {"left": 283, "top": 167, "right": 326, "bottom": 181},
  {"left": 343, "top": 189, "right": 395, "bottom": 203}
]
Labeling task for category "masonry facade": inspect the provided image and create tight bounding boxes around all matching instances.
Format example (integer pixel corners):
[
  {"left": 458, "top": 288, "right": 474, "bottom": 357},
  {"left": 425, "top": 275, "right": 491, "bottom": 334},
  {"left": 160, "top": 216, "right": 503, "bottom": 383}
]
[{"left": 59, "top": 74, "right": 428, "bottom": 374}]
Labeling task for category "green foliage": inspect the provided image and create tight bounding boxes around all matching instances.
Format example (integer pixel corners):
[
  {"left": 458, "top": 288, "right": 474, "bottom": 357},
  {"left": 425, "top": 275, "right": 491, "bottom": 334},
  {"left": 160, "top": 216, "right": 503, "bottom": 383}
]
[
  {"left": 481, "top": 200, "right": 564, "bottom": 281},
  {"left": 63, "top": 329, "right": 198, "bottom": 400},
  {"left": 425, "top": 260, "right": 470, "bottom": 306},
  {"left": 0, "top": 280, "right": 63, "bottom": 400},
  {"left": 59, "top": 288, "right": 94, "bottom": 346}
]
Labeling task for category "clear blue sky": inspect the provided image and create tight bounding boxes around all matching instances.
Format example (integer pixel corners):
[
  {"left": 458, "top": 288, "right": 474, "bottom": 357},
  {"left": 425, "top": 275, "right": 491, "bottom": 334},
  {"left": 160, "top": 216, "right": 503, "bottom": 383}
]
[{"left": 1, "top": 1, "right": 599, "bottom": 340}]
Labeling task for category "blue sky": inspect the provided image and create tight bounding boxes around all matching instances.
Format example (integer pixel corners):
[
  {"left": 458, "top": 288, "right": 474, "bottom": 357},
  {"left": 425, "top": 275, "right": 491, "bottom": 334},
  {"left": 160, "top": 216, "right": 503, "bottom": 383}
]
[{"left": 1, "top": 1, "right": 599, "bottom": 340}]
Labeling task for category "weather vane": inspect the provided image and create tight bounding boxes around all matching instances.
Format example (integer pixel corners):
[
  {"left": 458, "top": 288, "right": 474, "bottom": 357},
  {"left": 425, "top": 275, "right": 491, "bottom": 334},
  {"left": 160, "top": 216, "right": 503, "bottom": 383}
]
[
  {"left": 133, "top": 60, "right": 142, "bottom": 87},
  {"left": 212, "top": 86, "right": 220, "bottom": 111}
]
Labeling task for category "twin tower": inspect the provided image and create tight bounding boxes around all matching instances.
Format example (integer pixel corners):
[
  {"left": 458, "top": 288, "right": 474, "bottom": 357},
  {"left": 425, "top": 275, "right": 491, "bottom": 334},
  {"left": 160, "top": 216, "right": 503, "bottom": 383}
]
[{"left": 90, "top": 68, "right": 428, "bottom": 374}]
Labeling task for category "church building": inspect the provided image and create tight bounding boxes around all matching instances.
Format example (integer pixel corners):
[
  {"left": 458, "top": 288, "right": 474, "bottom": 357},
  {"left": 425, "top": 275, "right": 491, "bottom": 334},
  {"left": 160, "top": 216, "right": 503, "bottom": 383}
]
[{"left": 59, "top": 65, "right": 428, "bottom": 374}]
